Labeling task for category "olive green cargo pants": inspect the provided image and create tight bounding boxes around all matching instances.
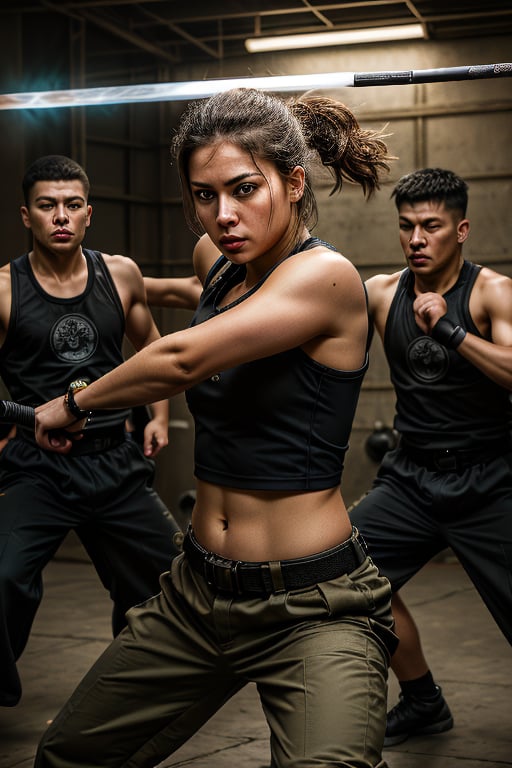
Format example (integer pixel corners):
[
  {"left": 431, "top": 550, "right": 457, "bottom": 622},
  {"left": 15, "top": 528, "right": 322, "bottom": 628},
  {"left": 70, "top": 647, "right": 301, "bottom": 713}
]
[{"left": 36, "top": 551, "right": 395, "bottom": 768}]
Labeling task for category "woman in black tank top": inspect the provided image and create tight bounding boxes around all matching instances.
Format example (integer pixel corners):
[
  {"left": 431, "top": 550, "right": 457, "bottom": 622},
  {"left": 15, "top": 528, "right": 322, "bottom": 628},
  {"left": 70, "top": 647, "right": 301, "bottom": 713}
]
[{"left": 34, "top": 87, "right": 397, "bottom": 768}]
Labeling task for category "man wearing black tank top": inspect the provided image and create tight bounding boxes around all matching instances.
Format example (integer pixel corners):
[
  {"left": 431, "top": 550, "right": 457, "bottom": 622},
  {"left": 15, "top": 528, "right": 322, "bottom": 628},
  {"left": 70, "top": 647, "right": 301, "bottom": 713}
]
[
  {"left": 351, "top": 168, "right": 512, "bottom": 746},
  {"left": 0, "top": 155, "right": 195, "bottom": 707}
]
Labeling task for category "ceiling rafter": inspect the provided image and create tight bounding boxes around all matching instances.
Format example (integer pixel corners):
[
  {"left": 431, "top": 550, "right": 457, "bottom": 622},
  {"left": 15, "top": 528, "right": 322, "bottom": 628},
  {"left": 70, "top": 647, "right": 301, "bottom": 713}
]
[
  {"left": 41, "top": 0, "right": 180, "bottom": 63},
  {"left": 137, "top": 4, "right": 222, "bottom": 60},
  {"left": 2, "top": 1, "right": 511, "bottom": 67}
]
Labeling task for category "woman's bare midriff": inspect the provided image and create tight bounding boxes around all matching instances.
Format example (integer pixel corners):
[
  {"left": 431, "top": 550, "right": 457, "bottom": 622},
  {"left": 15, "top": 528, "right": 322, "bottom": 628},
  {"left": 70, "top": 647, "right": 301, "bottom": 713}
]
[{"left": 190, "top": 480, "right": 353, "bottom": 562}]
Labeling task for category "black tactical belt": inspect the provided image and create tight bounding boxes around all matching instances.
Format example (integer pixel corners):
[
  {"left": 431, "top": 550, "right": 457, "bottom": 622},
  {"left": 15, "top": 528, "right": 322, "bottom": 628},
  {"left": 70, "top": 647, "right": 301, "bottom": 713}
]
[
  {"left": 69, "top": 426, "right": 127, "bottom": 456},
  {"left": 18, "top": 424, "right": 127, "bottom": 456},
  {"left": 183, "top": 525, "right": 368, "bottom": 597},
  {"left": 400, "top": 437, "right": 511, "bottom": 472}
]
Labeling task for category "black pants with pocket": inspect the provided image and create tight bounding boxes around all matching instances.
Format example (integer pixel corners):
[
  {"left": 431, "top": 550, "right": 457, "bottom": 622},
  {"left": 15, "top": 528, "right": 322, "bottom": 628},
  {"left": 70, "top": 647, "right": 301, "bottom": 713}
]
[
  {"left": 0, "top": 434, "right": 181, "bottom": 706},
  {"left": 350, "top": 444, "right": 512, "bottom": 645}
]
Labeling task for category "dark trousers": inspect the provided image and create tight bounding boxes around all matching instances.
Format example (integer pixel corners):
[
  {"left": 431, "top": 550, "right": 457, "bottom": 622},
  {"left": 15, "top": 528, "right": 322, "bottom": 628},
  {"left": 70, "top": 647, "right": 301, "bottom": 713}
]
[
  {"left": 350, "top": 445, "right": 512, "bottom": 645},
  {"left": 0, "top": 436, "right": 181, "bottom": 706}
]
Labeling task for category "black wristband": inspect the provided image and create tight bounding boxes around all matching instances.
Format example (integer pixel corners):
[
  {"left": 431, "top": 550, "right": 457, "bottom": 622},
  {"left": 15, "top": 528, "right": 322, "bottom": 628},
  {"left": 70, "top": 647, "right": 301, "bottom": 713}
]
[
  {"left": 431, "top": 316, "right": 467, "bottom": 349},
  {"left": 64, "top": 380, "right": 91, "bottom": 421}
]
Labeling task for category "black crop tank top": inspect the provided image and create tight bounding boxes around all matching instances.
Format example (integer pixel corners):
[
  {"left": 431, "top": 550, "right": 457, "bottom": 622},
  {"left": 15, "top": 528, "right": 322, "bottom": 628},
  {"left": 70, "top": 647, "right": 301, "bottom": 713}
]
[
  {"left": 185, "top": 237, "right": 369, "bottom": 491},
  {"left": 0, "top": 249, "right": 130, "bottom": 430},
  {"left": 384, "top": 260, "right": 512, "bottom": 449}
]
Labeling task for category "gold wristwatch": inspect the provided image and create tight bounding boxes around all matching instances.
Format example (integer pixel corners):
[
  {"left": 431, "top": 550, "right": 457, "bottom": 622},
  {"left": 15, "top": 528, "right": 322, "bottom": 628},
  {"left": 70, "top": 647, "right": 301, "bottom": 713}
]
[{"left": 64, "top": 379, "right": 90, "bottom": 420}]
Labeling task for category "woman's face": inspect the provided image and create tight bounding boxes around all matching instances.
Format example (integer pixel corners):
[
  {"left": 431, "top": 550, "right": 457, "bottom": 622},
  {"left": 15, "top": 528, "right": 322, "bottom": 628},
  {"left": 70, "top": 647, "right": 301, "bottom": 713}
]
[{"left": 187, "top": 141, "right": 304, "bottom": 268}]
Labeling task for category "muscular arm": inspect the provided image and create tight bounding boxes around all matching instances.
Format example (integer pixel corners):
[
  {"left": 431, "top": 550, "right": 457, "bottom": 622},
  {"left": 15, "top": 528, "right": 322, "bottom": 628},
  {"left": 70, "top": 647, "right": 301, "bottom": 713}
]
[
  {"left": 142, "top": 236, "right": 219, "bottom": 309},
  {"left": 144, "top": 275, "right": 202, "bottom": 310},
  {"left": 0, "top": 265, "right": 12, "bottom": 348},
  {"left": 102, "top": 254, "right": 171, "bottom": 457},
  {"left": 364, "top": 271, "right": 402, "bottom": 341},
  {"left": 35, "top": 246, "right": 368, "bottom": 451},
  {"left": 414, "top": 268, "right": 512, "bottom": 391},
  {"left": 456, "top": 270, "right": 512, "bottom": 390},
  {"left": 192, "top": 234, "right": 222, "bottom": 284}
]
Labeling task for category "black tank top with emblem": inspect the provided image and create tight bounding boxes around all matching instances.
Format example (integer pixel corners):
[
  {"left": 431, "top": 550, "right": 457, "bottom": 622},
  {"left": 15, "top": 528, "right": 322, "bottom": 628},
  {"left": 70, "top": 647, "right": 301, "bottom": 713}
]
[
  {"left": 0, "top": 249, "right": 130, "bottom": 430},
  {"left": 185, "top": 237, "right": 369, "bottom": 491},
  {"left": 384, "top": 260, "right": 512, "bottom": 450}
]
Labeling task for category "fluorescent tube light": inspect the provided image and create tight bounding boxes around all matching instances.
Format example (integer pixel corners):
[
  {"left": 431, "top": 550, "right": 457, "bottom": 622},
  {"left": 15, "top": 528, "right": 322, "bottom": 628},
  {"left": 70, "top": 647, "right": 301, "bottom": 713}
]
[{"left": 245, "top": 24, "right": 425, "bottom": 53}]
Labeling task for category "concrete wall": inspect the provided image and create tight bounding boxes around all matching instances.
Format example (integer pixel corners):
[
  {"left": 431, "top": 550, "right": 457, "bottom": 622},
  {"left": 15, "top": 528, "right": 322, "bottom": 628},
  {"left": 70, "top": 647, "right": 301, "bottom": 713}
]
[{"left": 0, "top": 12, "right": 510, "bottom": 515}]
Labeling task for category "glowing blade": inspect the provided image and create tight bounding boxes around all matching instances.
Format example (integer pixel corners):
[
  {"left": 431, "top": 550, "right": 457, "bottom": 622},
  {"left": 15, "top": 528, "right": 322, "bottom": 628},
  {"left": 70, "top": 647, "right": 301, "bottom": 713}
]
[
  {"left": 0, "top": 72, "right": 355, "bottom": 111},
  {"left": 0, "top": 64, "right": 510, "bottom": 111}
]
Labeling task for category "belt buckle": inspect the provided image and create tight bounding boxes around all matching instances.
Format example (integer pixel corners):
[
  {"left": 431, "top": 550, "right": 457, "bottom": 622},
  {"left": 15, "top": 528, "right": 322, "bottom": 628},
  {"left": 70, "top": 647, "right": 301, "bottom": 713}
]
[
  {"left": 434, "top": 450, "right": 458, "bottom": 471},
  {"left": 204, "top": 555, "right": 241, "bottom": 595}
]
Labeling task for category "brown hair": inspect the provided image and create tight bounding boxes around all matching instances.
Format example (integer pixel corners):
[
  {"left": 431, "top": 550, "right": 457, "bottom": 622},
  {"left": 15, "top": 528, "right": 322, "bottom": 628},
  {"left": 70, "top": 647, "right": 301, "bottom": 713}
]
[{"left": 171, "top": 87, "right": 393, "bottom": 235}]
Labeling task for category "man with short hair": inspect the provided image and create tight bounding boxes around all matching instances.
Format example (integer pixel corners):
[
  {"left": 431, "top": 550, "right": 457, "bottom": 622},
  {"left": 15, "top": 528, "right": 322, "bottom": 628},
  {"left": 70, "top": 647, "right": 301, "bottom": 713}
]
[
  {"left": 0, "top": 155, "right": 185, "bottom": 706},
  {"left": 352, "top": 167, "right": 512, "bottom": 745}
]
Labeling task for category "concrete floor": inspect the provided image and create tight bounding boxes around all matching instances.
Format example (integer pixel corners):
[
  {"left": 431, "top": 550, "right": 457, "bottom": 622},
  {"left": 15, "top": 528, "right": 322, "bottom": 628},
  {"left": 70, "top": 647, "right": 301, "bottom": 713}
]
[{"left": 1, "top": 543, "right": 511, "bottom": 768}]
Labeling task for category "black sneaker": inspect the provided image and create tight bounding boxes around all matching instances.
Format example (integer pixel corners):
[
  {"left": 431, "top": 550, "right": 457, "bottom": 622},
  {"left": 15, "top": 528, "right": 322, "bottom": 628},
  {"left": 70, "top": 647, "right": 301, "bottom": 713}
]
[{"left": 384, "top": 686, "right": 454, "bottom": 746}]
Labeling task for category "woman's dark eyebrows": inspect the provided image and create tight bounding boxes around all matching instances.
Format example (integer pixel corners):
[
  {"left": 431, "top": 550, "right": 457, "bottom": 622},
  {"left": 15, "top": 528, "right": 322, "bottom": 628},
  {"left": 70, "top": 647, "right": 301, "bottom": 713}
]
[{"left": 190, "top": 171, "right": 261, "bottom": 188}]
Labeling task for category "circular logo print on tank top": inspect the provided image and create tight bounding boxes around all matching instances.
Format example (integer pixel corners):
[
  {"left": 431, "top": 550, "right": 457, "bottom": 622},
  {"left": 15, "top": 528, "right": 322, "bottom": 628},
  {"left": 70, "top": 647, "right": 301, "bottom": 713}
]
[
  {"left": 407, "top": 336, "right": 449, "bottom": 382},
  {"left": 50, "top": 314, "right": 98, "bottom": 362}
]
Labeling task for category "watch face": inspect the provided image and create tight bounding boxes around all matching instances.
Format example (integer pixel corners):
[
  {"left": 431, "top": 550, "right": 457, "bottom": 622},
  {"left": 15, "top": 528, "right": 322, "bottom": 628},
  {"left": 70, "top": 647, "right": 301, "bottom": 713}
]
[{"left": 69, "top": 379, "right": 89, "bottom": 392}]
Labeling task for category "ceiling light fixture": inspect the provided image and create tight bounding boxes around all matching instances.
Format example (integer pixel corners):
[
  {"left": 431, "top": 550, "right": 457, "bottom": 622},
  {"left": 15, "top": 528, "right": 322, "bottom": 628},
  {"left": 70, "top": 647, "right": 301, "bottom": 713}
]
[{"left": 245, "top": 23, "right": 425, "bottom": 53}]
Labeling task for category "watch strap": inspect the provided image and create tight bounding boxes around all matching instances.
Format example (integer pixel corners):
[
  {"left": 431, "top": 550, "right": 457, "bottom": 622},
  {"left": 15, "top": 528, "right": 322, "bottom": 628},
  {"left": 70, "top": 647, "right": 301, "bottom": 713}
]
[{"left": 64, "top": 381, "right": 91, "bottom": 420}]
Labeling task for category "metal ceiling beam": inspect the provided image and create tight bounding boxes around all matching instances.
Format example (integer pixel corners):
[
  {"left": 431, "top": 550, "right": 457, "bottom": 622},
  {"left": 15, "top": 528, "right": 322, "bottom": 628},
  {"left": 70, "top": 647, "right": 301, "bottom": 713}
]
[
  {"left": 137, "top": 5, "right": 221, "bottom": 59},
  {"left": 41, "top": 0, "right": 180, "bottom": 63},
  {"left": 299, "top": 0, "right": 334, "bottom": 28},
  {"left": 404, "top": 1, "right": 426, "bottom": 25},
  {"left": 122, "top": 2, "right": 511, "bottom": 27},
  {"left": 4, "top": 1, "right": 512, "bottom": 64}
]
